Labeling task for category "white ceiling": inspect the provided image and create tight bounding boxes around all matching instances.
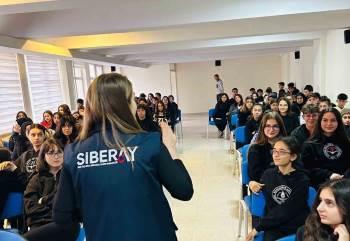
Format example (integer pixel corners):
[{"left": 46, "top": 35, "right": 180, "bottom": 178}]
[{"left": 0, "top": 0, "right": 350, "bottom": 67}]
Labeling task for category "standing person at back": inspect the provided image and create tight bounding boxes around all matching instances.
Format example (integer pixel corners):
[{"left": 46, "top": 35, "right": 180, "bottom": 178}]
[
  {"left": 214, "top": 74, "right": 224, "bottom": 101},
  {"left": 53, "top": 73, "right": 193, "bottom": 241}
]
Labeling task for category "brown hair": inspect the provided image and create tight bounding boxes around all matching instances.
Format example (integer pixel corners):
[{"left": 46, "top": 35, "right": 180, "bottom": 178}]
[
  {"left": 255, "top": 112, "right": 287, "bottom": 145},
  {"left": 37, "top": 138, "right": 63, "bottom": 173},
  {"left": 78, "top": 73, "right": 143, "bottom": 160}
]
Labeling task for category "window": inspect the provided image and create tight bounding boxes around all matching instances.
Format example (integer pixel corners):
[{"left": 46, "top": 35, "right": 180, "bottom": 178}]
[
  {"left": 88, "top": 63, "right": 104, "bottom": 82},
  {"left": 0, "top": 53, "right": 24, "bottom": 134},
  {"left": 25, "top": 55, "right": 63, "bottom": 122},
  {"left": 73, "top": 62, "right": 88, "bottom": 99}
]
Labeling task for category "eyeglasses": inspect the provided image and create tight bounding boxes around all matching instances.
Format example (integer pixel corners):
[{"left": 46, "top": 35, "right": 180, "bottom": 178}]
[
  {"left": 272, "top": 149, "right": 291, "bottom": 156},
  {"left": 46, "top": 151, "right": 63, "bottom": 158},
  {"left": 264, "top": 125, "right": 280, "bottom": 130}
]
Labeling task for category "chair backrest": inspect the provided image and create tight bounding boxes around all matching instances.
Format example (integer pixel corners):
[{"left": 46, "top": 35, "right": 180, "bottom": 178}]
[
  {"left": 0, "top": 230, "right": 26, "bottom": 241},
  {"left": 241, "top": 160, "right": 249, "bottom": 185},
  {"left": 276, "top": 234, "right": 296, "bottom": 241},
  {"left": 241, "top": 144, "right": 250, "bottom": 163},
  {"left": 308, "top": 187, "right": 317, "bottom": 208},
  {"left": 231, "top": 114, "right": 238, "bottom": 127},
  {"left": 0, "top": 192, "right": 24, "bottom": 219},
  {"left": 208, "top": 108, "right": 216, "bottom": 123},
  {"left": 235, "top": 126, "right": 247, "bottom": 144}
]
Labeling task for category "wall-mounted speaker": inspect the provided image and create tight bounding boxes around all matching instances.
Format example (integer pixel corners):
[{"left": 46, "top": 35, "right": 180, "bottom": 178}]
[
  {"left": 215, "top": 60, "right": 221, "bottom": 66},
  {"left": 294, "top": 51, "right": 300, "bottom": 60},
  {"left": 111, "top": 66, "right": 116, "bottom": 72},
  {"left": 345, "top": 29, "right": 350, "bottom": 44}
]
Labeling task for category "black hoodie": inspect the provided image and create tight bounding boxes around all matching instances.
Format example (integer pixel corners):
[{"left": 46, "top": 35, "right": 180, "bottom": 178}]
[
  {"left": 255, "top": 168, "right": 310, "bottom": 233},
  {"left": 214, "top": 100, "right": 230, "bottom": 119},
  {"left": 281, "top": 113, "right": 300, "bottom": 135},
  {"left": 301, "top": 135, "right": 350, "bottom": 188},
  {"left": 14, "top": 148, "right": 39, "bottom": 182},
  {"left": 248, "top": 143, "right": 274, "bottom": 182},
  {"left": 24, "top": 170, "right": 61, "bottom": 227},
  {"left": 245, "top": 118, "right": 261, "bottom": 143},
  {"left": 291, "top": 124, "right": 312, "bottom": 146}
]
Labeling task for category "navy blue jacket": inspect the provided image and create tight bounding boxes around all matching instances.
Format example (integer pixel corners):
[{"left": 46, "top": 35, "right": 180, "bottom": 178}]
[{"left": 53, "top": 130, "right": 193, "bottom": 241}]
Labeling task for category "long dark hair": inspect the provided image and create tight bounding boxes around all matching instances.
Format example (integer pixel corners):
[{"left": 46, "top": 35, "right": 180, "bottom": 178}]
[
  {"left": 16, "top": 111, "right": 28, "bottom": 120},
  {"left": 240, "top": 96, "right": 254, "bottom": 113},
  {"left": 255, "top": 111, "right": 287, "bottom": 145},
  {"left": 278, "top": 97, "right": 293, "bottom": 116},
  {"left": 304, "top": 179, "right": 350, "bottom": 241},
  {"left": 309, "top": 108, "right": 350, "bottom": 145},
  {"left": 234, "top": 94, "right": 244, "bottom": 107},
  {"left": 54, "top": 115, "right": 78, "bottom": 146},
  {"left": 248, "top": 103, "right": 263, "bottom": 121},
  {"left": 58, "top": 104, "right": 71, "bottom": 115}
]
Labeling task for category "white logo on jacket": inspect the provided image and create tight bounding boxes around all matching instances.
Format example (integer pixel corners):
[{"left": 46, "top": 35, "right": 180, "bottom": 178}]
[
  {"left": 272, "top": 185, "right": 292, "bottom": 204},
  {"left": 323, "top": 143, "right": 342, "bottom": 160},
  {"left": 76, "top": 146, "right": 138, "bottom": 169}
]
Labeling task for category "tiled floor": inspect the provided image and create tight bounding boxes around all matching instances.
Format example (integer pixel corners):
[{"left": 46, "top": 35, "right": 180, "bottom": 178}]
[{"left": 165, "top": 113, "right": 241, "bottom": 241}]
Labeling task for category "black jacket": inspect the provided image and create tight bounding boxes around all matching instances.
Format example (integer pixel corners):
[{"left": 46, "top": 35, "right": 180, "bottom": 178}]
[
  {"left": 238, "top": 110, "right": 251, "bottom": 126},
  {"left": 248, "top": 143, "right": 274, "bottom": 182},
  {"left": 214, "top": 101, "right": 231, "bottom": 119},
  {"left": 291, "top": 124, "right": 312, "bottom": 146},
  {"left": 301, "top": 135, "right": 350, "bottom": 188},
  {"left": 0, "top": 168, "right": 26, "bottom": 214},
  {"left": 255, "top": 168, "right": 310, "bottom": 233},
  {"left": 245, "top": 118, "right": 261, "bottom": 143},
  {"left": 14, "top": 149, "right": 39, "bottom": 181},
  {"left": 281, "top": 113, "right": 300, "bottom": 135},
  {"left": 345, "top": 125, "right": 350, "bottom": 138},
  {"left": 24, "top": 170, "right": 61, "bottom": 227},
  {"left": 137, "top": 117, "right": 160, "bottom": 132}
]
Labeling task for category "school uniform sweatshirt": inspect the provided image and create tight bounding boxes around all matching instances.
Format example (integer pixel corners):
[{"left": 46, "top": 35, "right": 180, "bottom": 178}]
[
  {"left": 301, "top": 135, "right": 350, "bottom": 188},
  {"left": 248, "top": 143, "right": 274, "bottom": 182},
  {"left": 255, "top": 168, "right": 310, "bottom": 233},
  {"left": 53, "top": 130, "right": 193, "bottom": 241}
]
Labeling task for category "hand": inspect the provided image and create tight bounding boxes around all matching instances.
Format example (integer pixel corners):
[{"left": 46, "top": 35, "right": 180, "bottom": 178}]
[
  {"left": 160, "top": 122, "right": 178, "bottom": 159},
  {"left": 13, "top": 122, "right": 21, "bottom": 133},
  {"left": 0, "top": 161, "right": 17, "bottom": 171},
  {"left": 330, "top": 173, "right": 344, "bottom": 180},
  {"left": 248, "top": 181, "right": 265, "bottom": 193},
  {"left": 334, "top": 224, "right": 349, "bottom": 241},
  {"left": 246, "top": 228, "right": 257, "bottom": 241}
]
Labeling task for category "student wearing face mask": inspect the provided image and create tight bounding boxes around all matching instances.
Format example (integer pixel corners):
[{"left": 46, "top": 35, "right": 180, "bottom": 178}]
[
  {"left": 278, "top": 97, "right": 300, "bottom": 135},
  {"left": 301, "top": 108, "right": 350, "bottom": 189},
  {"left": 297, "top": 179, "right": 350, "bottom": 241},
  {"left": 246, "top": 136, "right": 310, "bottom": 241}
]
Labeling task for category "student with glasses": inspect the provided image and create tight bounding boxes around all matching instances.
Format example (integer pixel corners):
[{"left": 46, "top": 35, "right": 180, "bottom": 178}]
[
  {"left": 246, "top": 136, "right": 310, "bottom": 241},
  {"left": 23, "top": 138, "right": 78, "bottom": 241},
  {"left": 248, "top": 112, "right": 287, "bottom": 194},
  {"left": 291, "top": 104, "right": 319, "bottom": 146}
]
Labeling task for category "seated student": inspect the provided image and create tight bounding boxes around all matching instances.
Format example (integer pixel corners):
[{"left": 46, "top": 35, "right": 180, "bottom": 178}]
[
  {"left": 301, "top": 108, "right": 350, "bottom": 189},
  {"left": 263, "top": 87, "right": 272, "bottom": 104},
  {"left": 0, "top": 148, "right": 26, "bottom": 215},
  {"left": 303, "top": 85, "right": 313, "bottom": 98},
  {"left": 53, "top": 115, "right": 78, "bottom": 149},
  {"left": 291, "top": 104, "right": 319, "bottom": 146},
  {"left": 319, "top": 96, "right": 332, "bottom": 112},
  {"left": 297, "top": 179, "right": 350, "bottom": 241},
  {"left": 168, "top": 95, "right": 178, "bottom": 112},
  {"left": 76, "top": 98, "right": 84, "bottom": 109},
  {"left": 23, "top": 138, "right": 79, "bottom": 241},
  {"left": 14, "top": 124, "right": 47, "bottom": 181},
  {"left": 9, "top": 117, "right": 33, "bottom": 152},
  {"left": 245, "top": 104, "right": 263, "bottom": 143},
  {"left": 57, "top": 104, "right": 71, "bottom": 116},
  {"left": 278, "top": 97, "right": 300, "bottom": 135},
  {"left": 265, "top": 99, "right": 278, "bottom": 113},
  {"left": 278, "top": 82, "right": 286, "bottom": 98},
  {"left": 335, "top": 93, "right": 348, "bottom": 112},
  {"left": 40, "top": 111, "right": 56, "bottom": 131},
  {"left": 24, "top": 139, "right": 63, "bottom": 229},
  {"left": 238, "top": 96, "right": 254, "bottom": 126},
  {"left": 153, "top": 100, "right": 169, "bottom": 125},
  {"left": 147, "top": 93, "right": 154, "bottom": 106},
  {"left": 52, "top": 112, "right": 62, "bottom": 129},
  {"left": 341, "top": 108, "right": 350, "bottom": 138},
  {"left": 213, "top": 93, "right": 231, "bottom": 138},
  {"left": 162, "top": 96, "right": 176, "bottom": 130},
  {"left": 248, "top": 112, "right": 287, "bottom": 193},
  {"left": 287, "top": 82, "right": 300, "bottom": 96},
  {"left": 255, "top": 89, "right": 264, "bottom": 104},
  {"left": 136, "top": 104, "right": 159, "bottom": 132},
  {"left": 296, "top": 93, "right": 307, "bottom": 111},
  {"left": 246, "top": 136, "right": 310, "bottom": 241},
  {"left": 227, "top": 93, "right": 244, "bottom": 130},
  {"left": 11, "top": 119, "right": 34, "bottom": 160}
]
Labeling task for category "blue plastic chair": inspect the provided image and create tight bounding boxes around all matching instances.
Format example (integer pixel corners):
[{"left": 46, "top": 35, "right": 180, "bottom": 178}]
[
  {"left": 175, "top": 109, "right": 183, "bottom": 141},
  {"left": 0, "top": 230, "right": 26, "bottom": 241},
  {"left": 206, "top": 108, "right": 217, "bottom": 138},
  {"left": 76, "top": 227, "right": 86, "bottom": 241},
  {"left": 0, "top": 192, "right": 23, "bottom": 220},
  {"left": 3, "top": 139, "right": 10, "bottom": 148},
  {"left": 277, "top": 234, "right": 296, "bottom": 241},
  {"left": 235, "top": 126, "right": 247, "bottom": 147},
  {"left": 231, "top": 114, "right": 238, "bottom": 129}
]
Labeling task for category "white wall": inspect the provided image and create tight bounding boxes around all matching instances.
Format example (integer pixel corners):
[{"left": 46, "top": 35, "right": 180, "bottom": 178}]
[
  {"left": 324, "top": 29, "right": 350, "bottom": 102},
  {"left": 176, "top": 55, "right": 282, "bottom": 114},
  {"left": 120, "top": 64, "right": 172, "bottom": 97}
]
